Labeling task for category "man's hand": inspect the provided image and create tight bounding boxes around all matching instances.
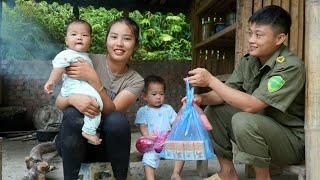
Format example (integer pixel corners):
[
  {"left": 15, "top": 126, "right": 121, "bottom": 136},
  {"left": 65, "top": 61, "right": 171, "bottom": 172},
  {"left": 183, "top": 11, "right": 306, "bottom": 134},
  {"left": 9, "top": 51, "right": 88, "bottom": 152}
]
[
  {"left": 193, "top": 94, "right": 202, "bottom": 105},
  {"left": 186, "top": 68, "right": 215, "bottom": 87}
]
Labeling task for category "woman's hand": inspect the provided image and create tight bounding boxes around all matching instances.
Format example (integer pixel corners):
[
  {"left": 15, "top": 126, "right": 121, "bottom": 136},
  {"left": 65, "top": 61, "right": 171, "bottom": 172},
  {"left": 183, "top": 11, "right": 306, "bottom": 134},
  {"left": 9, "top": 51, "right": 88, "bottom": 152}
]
[
  {"left": 186, "top": 68, "right": 214, "bottom": 87},
  {"left": 69, "top": 94, "right": 101, "bottom": 117},
  {"left": 66, "top": 60, "right": 99, "bottom": 84}
]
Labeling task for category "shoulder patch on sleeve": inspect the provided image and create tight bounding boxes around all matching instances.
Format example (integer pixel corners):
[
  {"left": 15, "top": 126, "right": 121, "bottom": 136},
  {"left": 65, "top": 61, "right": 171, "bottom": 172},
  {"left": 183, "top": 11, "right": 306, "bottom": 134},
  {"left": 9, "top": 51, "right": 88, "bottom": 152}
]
[{"left": 268, "top": 76, "right": 285, "bottom": 92}]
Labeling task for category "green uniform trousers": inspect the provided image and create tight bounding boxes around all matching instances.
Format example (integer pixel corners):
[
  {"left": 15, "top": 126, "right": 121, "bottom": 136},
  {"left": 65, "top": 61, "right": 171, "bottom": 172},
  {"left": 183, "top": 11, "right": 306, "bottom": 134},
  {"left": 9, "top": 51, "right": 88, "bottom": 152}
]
[{"left": 205, "top": 104, "right": 305, "bottom": 167}]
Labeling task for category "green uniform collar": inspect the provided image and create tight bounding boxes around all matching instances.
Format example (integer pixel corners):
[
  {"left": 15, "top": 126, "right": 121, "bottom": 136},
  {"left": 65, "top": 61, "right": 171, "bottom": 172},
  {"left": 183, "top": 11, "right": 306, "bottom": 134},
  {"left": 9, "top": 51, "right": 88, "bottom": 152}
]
[{"left": 260, "top": 44, "right": 286, "bottom": 71}]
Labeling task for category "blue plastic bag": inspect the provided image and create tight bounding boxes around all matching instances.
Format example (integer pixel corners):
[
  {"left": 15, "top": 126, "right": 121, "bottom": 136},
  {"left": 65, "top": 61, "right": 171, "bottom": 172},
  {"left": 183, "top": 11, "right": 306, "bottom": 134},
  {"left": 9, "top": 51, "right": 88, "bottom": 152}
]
[{"left": 160, "top": 80, "right": 215, "bottom": 160}]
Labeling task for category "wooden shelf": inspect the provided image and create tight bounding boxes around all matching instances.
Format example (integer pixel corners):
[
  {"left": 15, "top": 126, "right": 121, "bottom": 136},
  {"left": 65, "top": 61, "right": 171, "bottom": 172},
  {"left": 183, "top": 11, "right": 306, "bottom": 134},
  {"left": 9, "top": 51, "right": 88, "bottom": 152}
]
[
  {"left": 195, "top": 23, "right": 236, "bottom": 49},
  {"left": 196, "top": 0, "right": 234, "bottom": 15}
]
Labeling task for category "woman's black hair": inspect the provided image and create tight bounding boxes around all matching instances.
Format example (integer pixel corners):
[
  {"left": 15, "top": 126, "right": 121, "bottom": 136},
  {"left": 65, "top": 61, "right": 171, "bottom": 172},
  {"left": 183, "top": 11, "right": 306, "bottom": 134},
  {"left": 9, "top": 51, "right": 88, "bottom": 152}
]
[
  {"left": 66, "top": 19, "right": 92, "bottom": 35},
  {"left": 105, "top": 17, "right": 140, "bottom": 46},
  {"left": 144, "top": 75, "right": 166, "bottom": 93},
  {"left": 248, "top": 5, "right": 291, "bottom": 35}
]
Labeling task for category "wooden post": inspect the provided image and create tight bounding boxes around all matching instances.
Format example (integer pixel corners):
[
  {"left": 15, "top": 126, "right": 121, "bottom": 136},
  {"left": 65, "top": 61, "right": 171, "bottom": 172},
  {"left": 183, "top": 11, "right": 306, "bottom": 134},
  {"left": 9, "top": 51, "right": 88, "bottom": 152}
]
[
  {"left": 0, "top": 137, "right": 3, "bottom": 180},
  {"left": 0, "top": 0, "right": 3, "bottom": 61},
  {"left": 305, "top": 0, "right": 320, "bottom": 180}
]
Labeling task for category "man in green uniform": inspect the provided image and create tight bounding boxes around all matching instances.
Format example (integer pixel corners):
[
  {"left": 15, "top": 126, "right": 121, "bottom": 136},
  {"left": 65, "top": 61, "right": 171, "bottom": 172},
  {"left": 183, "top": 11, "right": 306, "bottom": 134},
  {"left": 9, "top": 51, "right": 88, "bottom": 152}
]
[{"left": 186, "top": 5, "right": 305, "bottom": 180}]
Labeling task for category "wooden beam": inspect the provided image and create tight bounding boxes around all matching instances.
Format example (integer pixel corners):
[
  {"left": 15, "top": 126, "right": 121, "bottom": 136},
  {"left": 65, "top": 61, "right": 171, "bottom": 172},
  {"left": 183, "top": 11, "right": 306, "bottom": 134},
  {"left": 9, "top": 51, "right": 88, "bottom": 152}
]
[
  {"left": 0, "top": 137, "right": 2, "bottom": 180},
  {"left": 263, "top": 0, "right": 272, "bottom": 6},
  {"left": 297, "top": 0, "right": 305, "bottom": 59},
  {"left": 0, "top": 0, "right": 2, "bottom": 60},
  {"left": 281, "top": 0, "right": 290, "bottom": 46},
  {"left": 289, "top": 0, "right": 299, "bottom": 55},
  {"left": 305, "top": 0, "right": 320, "bottom": 179},
  {"left": 253, "top": 0, "right": 263, "bottom": 12},
  {"left": 235, "top": 0, "right": 253, "bottom": 65}
]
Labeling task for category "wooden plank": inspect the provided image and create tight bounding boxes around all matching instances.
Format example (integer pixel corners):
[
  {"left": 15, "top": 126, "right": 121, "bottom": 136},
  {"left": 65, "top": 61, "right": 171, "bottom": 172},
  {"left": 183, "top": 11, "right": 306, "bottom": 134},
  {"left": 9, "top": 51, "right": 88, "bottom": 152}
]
[
  {"left": 272, "top": 0, "right": 281, "bottom": 6},
  {"left": 289, "top": 0, "right": 299, "bottom": 55},
  {"left": 195, "top": 24, "right": 236, "bottom": 49},
  {"left": 281, "top": 0, "right": 290, "bottom": 46},
  {"left": 196, "top": 160, "right": 208, "bottom": 177},
  {"left": 206, "top": 49, "right": 213, "bottom": 74},
  {"left": 235, "top": 0, "right": 244, "bottom": 64},
  {"left": 297, "top": 0, "right": 304, "bottom": 59},
  {"left": 235, "top": 0, "right": 253, "bottom": 65},
  {"left": 226, "top": 49, "right": 235, "bottom": 73},
  {"left": 263, "top": 0, "right": 272, "bottom": 6},
  {"left": 191, "top": 1, "right": 199, "bottom": 69},
  {"left": 196, "top": 0, "right": 234, "bottom": 15},
  {"left": 196, "top": 0, "right": 215, "bottom": 15},
  {"left": 240, "top": 0, "right": 253, "bottom": 63},
  {"left": 210, "top": 50, "right": 217, "bottom": 75},
  {"left": 253, "top": 0, "right": 263, "bottom": 12},
  {"left": 304, "top": 1, "right": 320, "bottom": 179},
  {"left": 0, "top": 137, "right": 2, "bottom": 180}
]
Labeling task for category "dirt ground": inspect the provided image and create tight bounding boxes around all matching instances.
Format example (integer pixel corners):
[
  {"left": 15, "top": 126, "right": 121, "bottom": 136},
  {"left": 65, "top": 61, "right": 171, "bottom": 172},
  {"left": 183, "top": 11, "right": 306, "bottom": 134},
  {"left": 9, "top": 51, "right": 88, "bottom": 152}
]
[{"left": 2, "top": 132, "right": 298, "bottom": 180}]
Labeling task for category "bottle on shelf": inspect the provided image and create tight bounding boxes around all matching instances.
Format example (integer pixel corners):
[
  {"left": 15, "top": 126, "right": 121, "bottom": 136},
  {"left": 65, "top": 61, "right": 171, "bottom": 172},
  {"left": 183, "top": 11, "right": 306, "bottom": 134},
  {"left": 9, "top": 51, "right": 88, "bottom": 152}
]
[
  {"left": 212, "top": 13, "right": 217, "bottom": 35},
  {"left": 215, "top": 17, "right": 225, "bottom": 33},
  {"left": 216, "top": 50, "right": 220, "bottom": 60},
  {"left": 201, "top": 17, "right": 213, "bottom": 41},
  {"left": 199, "top": 50, "right": 203, "bottom": 60},
  {"left": 205, "top": 50, "right": 208, "bottom": 61}
]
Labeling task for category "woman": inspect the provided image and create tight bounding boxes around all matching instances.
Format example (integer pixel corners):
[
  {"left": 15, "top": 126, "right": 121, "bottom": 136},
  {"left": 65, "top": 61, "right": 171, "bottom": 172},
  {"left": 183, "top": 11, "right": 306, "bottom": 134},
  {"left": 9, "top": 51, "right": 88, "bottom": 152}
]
[{"left": 54, "top": 17, "right": 144, "bottom": 180}]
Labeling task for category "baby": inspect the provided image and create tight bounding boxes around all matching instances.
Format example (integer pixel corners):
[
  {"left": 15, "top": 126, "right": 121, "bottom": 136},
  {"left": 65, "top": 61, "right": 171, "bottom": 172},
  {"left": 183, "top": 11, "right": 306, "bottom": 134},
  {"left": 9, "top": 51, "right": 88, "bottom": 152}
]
[
  {"left": 135, "top": 75, "right": 184, "bottom": 180},
  {"left": 44, "top": 20, "right": 102, "bottom": 145}
]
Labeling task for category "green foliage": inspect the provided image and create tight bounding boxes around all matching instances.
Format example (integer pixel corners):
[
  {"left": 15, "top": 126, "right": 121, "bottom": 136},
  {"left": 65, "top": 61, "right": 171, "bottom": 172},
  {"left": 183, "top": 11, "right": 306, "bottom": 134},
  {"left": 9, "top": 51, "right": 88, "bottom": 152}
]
[
  {"left": 1, "top": 2, "right": 62, "bottom": 60},
  {"left": 15, "top": 0, "right": 73, "bottom": 43},
  {"left": 3, "top": 0, "right": 191, "bottom": 60},
  {"left": 79, "top": 7, "right": 123, "bottom": 53},
  {"left": 130, "top": 11, "right": 192, "bottom": 60}
]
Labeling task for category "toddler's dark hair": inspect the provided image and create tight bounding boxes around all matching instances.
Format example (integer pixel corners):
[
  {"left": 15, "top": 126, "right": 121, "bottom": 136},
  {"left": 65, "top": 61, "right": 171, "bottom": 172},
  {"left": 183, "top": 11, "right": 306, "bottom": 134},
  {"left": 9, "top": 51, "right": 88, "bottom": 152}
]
[
  {"left": 144, "top": 75, "right": 166, "bottom": 93},
  {"left": 249, "top": 5, "right": 291, "bottom": 35},
  {"left": 66, "top": 19, "right": 92, "bottom": 35}
]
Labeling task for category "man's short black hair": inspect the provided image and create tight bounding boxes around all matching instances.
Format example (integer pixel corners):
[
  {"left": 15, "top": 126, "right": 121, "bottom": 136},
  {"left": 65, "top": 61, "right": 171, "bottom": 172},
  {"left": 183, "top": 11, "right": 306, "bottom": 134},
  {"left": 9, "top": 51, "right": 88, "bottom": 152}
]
[
  {"left": 248, "top": 5, "right": 291, "bottom": 35},
  {"left": 144, "top": 75, "right": 166, "bottom": 93}
]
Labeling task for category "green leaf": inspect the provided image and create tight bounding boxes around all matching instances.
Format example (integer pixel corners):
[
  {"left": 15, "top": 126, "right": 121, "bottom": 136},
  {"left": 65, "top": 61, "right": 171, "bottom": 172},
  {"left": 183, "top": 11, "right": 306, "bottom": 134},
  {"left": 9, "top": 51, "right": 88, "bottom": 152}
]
[{"left": 159, "top": 34, "right": 173, "bottom": 42}]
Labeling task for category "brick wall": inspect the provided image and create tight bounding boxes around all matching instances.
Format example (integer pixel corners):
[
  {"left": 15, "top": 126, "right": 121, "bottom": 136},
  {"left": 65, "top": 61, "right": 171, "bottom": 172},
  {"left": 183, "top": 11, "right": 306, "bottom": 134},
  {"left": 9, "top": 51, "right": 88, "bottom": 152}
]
[{"left": 0, "top": 57, "right": 191, "bottom": 131}]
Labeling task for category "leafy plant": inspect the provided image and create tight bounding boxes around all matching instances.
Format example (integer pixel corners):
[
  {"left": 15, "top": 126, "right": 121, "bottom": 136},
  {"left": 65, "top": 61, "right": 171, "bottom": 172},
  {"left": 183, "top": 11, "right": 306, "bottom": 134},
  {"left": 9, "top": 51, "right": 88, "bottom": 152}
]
[
  {"left": 79, "top": 7, "right": 122, "bottom": 53},
  {"left": 1, "top": 2, "right": 62, "bottom": 60},
  {"left": 3, "top": 0, "right": 192, "bottom": 60}
]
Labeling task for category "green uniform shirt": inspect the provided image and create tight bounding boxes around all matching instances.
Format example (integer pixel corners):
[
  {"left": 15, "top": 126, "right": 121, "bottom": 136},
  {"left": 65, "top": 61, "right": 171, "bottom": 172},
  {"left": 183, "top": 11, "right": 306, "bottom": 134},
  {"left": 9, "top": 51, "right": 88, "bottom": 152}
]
[{"left": 226, "top": 44, "right": 305, "bottom": 139}]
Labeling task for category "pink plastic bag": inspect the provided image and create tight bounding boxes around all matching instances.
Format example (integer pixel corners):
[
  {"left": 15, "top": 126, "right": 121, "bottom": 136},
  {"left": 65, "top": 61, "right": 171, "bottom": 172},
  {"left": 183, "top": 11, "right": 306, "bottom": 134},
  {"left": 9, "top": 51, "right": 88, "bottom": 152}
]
[
  {"left": 173, "top": 102, "right": 212, "bottom": 131},
  {"left": 136, "top": 136, "right": 155, "bottom": 153},
  {"left": 194, "top": 103, "right": 212, "bottom": 130},
  {"left": 135, "top": 131, "right": 170, "bottom": 153}
]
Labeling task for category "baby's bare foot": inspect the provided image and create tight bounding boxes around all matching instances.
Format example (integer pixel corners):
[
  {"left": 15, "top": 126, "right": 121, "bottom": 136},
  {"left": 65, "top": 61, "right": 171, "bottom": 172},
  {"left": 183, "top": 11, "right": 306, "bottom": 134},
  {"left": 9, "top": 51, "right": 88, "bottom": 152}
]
[
  {"left": 171, "top": 173, "right": 181, "bottom": 180},
  {"left": 82, "top": 132, "right": 102, "bottom": 145}
]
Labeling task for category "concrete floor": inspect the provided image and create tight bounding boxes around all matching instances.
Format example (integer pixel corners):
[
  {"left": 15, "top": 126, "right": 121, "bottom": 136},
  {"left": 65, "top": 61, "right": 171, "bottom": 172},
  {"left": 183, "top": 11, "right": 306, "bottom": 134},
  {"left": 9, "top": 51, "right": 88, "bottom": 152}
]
[{"left": 2, "top": 132, "right": 299, "bottom": 180}]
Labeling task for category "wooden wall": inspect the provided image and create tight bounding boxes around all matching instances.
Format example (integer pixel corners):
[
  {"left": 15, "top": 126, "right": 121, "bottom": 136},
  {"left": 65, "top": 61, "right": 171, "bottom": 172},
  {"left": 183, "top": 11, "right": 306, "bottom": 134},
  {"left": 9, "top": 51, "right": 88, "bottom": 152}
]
[
  {"left": 235, "top": 0, "right": 305, "bottom": 64},
  {"left": 304, "top": 1, "right": 320, "bottom": 179}
]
